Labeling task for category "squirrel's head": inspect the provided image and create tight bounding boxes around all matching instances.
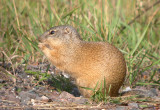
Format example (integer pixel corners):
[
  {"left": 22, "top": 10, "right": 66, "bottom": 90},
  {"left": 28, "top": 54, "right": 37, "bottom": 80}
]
[{"left": 38, "top": 25, "right": 82, "bottom": 48}]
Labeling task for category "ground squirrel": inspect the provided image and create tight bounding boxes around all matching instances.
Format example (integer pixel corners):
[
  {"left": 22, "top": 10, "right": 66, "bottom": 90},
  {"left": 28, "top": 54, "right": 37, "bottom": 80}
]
[{"left": 38, "top": 25, "right": 126, "bottom": 97}]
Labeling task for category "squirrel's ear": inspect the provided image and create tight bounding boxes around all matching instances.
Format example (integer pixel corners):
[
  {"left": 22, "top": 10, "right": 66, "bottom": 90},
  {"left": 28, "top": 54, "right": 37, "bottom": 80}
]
[{"left": 64, "top": 27, "right": 71, "bottom": 34}]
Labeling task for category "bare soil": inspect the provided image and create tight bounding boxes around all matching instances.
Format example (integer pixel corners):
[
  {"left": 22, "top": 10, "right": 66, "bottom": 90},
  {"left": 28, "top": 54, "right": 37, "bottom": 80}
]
[{"left": 0, "top": 62, "right": 159, "bottom": 110}]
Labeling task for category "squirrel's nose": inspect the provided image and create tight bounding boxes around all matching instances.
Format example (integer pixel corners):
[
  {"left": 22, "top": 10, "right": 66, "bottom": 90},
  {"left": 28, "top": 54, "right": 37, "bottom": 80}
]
[
  {"left": 38, "top": 34, "right": 45, "bottom": 42},
  {"left": 38, "top": 32, "right": 48, "bottom": 42}
]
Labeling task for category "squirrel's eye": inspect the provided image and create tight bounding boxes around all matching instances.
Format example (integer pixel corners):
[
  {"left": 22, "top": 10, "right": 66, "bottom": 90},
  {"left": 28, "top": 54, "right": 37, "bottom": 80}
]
[{"left": 50, "top": 30, "right": 55, "bottom": 35}]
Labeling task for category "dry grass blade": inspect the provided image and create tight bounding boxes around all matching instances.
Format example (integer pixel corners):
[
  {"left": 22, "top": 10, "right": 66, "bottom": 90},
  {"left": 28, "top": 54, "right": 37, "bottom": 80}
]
[
  {"left": 0, "top": 66, "right": 16, "bottom": 82},
  {"left": 117, "top": 0, "right": 160, "bottom": 35},
  {"left": 12, "top": 0, "right": 20, "bottom": 30},
  {"left": 1, "top": 51, "right": 15, "bottom": 75}
]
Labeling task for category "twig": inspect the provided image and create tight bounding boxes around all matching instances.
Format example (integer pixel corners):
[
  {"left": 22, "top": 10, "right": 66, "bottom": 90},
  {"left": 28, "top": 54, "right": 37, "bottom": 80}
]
[
  {"left": 0, "top": 66, "right": 16, "bottom": 82},
  {"left": 0, "top": 99, "right": 18, "bottom": 103},
  {"left": 12, "top": 0, "right": 20, "bottom": 30},
  {"left": 1, "top": 51, "right": 16, "bottom": 83},
  {"left": 117, "top": 0, "right": 160, "bottom": 35},
  {"left": 2, "top": 51, "right": 5, "bottom": 66}
]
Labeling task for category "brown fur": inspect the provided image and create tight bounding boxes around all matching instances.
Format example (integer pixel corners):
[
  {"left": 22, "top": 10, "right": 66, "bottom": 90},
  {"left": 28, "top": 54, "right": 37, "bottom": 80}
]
[{"left": 38, "top": 25, "right": 126, "bottom": 97}]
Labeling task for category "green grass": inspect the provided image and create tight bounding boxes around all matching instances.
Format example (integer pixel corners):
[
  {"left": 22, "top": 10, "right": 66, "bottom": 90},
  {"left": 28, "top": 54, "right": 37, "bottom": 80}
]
[
  {"left": 25, "top": 70, "right": 75, "bottom": 93},
  {"left": 0, "top": 0, "right": 160, "bottom": 102},
  {"left": 81, "top": 78, "right": 113, "bottom": 103}
]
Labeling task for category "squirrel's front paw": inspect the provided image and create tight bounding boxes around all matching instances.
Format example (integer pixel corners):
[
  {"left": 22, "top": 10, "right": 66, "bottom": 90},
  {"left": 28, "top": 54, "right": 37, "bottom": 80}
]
[{"left": 38, "top": 43, "right": 45, "bottom": 49}]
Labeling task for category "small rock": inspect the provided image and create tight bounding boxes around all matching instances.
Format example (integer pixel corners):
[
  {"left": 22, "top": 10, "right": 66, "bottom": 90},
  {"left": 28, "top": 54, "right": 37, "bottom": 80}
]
[
  {"left": 0, "top": 79, "right": 5, "bottom": 83},
  {"left": 59, "top": 91, "right": 75, "bottom": 99},
  {"left": 37, "top": 86, "right": 46, "bottom": 91},
  {"left": 128, "top": 102, "right": 139, "bottom": 108},
  {"left": 148, "top": 88, "right": 158, "bottom": 97},
  {"left": 17, "top": 80, "right": 23, "bottom": 83},
  {"left": 18, "top": 72, "right": 28, "bottom": 79},
  {"left": 74, "top": 97, "right": 88, "bottom": 104},
  {"left": 19, "top": 91, "right": 37, "bottom": 105},
  {"left": 28, "top": 89, "right": 37, "bottom": 94},
  {"left": 24, "top": 107, "right": 35, "bottom": 110},
  {"left": 0, "top": 90, "right": 5, "bottom": 96},
  {"left": 21, "top": 97, "right": 31, "bottom": 105},
  {"left": 58, "top": 91, "right": 78, "bottom": 103},
  {"left": 130, "top": 108, "right": 139, "bottom": 110},
  {"left": 116, "top": 106, "right": 128, "bottom": 110},
  {"left": 40, "top": 96, "right": 49, "bottom": 102},
  {"left": 7, "top": 94, "right": 20, "bottom": 103},
  {"left": 50, "top": 91, "right": 60, "bottom": 101},
  {"left": 123, "top": 86, "right": 132, "bottom": 92}
]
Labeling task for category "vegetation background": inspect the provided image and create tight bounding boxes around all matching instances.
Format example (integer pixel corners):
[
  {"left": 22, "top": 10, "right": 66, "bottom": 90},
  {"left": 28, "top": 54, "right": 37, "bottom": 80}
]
[{"left": 0, "top": 0, "right": 160, "bottom": 92}]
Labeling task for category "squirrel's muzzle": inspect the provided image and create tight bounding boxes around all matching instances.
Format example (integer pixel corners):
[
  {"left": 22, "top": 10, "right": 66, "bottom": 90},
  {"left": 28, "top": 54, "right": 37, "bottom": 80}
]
[
  {"left": 38, "top": 31, "right": 49, "bottom": 43},
  {"left": 38, "top": 34, "right": 46, "bottom": 43}
]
